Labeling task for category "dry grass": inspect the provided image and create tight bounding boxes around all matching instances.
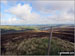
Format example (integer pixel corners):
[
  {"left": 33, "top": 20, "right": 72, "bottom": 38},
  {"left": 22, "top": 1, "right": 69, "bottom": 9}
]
[{"left": 2, "top": 37, "right": 74, "bottom": 55}]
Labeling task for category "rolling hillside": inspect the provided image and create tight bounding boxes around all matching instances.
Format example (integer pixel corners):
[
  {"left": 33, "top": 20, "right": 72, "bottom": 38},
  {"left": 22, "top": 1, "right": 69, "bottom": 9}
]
[{"left": 1, "top": 25, "right": 74, "bottom": 55}]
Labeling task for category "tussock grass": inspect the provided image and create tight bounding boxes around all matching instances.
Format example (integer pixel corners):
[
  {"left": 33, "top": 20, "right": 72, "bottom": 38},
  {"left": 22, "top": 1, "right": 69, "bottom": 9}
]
[{"left": 2, "top": 37, "right": 74, "bottom": 55}]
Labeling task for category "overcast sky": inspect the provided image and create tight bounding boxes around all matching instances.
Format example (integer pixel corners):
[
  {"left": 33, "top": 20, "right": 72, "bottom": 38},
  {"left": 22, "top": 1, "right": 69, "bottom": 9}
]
[{"left": 1, "top": 0, "right": 74, "bottom": 25}]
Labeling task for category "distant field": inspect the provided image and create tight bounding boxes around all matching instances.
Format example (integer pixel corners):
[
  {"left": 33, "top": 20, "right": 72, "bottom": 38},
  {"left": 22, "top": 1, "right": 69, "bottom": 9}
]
[
  {"left": 0, "top": 25, "right": 39, "bottom": 34},
  {"left": 0, "top": 25, "right": 38, "bottom": 30}
]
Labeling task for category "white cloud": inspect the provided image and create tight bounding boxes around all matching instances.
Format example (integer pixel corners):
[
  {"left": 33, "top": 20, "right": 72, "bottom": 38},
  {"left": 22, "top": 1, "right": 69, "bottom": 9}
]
[
  {"left": 1, "top": 17, "right": 25, "bottom": 25},
  {"left": 3, "top": 3, "right": 41, "bottom": 24},
  {"left": 6, "top": 3, "right": 44, "bottom": 24},
  {"left": 31, "top": 1, "right": 74, "bottom": 24},
  {"left": 31, "top": 1, "right": 74, "bottom": 12},
  {"left": 7, "top": 4, "right": 36, "bottom": 21},
  {"left": 3, "top": 1, "right": 74, "bottom": 25}
]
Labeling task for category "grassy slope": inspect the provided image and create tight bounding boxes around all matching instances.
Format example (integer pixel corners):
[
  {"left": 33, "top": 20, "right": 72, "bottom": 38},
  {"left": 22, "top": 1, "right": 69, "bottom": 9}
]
[
  {"left": 3, "top": 37, "right": 74, "bottom": 55},
  {"left": 1, "top": 26, "right": 74, "bottom": 55}
]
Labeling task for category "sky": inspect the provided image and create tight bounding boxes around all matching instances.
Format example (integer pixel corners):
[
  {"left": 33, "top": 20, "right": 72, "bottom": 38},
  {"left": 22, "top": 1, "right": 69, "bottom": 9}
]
[{"left": 0, "top": 0, "right": 75, "bottom": 25}]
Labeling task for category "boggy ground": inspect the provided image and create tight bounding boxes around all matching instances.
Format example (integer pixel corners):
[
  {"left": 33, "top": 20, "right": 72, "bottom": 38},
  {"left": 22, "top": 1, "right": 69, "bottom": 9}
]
[{"left": 1, "top": 27, "right": 74, "bottom": 44}]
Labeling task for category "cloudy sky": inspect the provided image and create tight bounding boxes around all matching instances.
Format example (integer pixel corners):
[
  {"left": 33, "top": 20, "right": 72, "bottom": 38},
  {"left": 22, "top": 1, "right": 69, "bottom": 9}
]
[{"left": 1, "top": 0, "right": 74, "bottom": 25}]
